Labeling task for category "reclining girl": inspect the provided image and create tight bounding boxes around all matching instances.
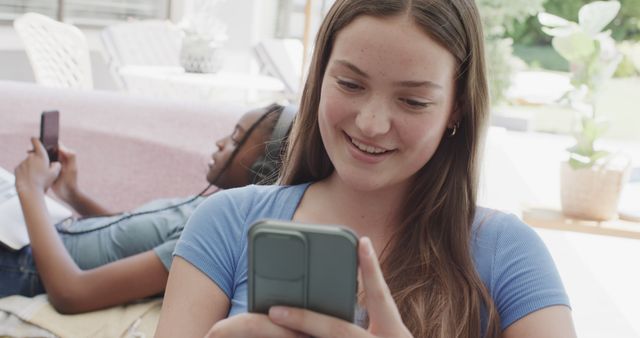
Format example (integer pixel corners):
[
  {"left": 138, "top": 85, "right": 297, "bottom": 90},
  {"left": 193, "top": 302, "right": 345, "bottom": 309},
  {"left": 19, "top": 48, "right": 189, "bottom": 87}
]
[{"left": 1, "top": 103, "right": 293, "bottom": 314}]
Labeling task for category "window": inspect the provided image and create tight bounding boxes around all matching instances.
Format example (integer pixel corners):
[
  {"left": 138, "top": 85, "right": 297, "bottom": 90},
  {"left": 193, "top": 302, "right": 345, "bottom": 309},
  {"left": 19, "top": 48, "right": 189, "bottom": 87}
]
[{"left": 0, "top": 0, "right": 171, "bottom": 26}]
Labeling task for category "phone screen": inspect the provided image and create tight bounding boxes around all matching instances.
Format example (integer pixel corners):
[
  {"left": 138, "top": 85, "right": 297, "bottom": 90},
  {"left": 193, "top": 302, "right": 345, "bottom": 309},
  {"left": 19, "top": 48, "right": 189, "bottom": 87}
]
[{"left": 40, "top": 110, "right": 60, "bottom": 162}]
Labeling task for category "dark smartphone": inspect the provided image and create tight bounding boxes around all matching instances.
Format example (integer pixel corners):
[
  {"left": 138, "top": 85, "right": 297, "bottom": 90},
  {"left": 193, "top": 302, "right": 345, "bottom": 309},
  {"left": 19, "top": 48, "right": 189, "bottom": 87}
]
[
  {"left": 40, "top": 110, "right": 59, "bottom": 162},
  {"left": 248, "top": 219, "right": 358, "bottom": 322}
]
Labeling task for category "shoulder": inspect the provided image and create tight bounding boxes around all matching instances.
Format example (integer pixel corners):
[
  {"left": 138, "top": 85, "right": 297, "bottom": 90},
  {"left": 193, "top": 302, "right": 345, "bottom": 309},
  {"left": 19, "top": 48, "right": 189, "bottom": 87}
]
[
  {"left": 471, "top": 207, "right": 556, "bottom": 277},
  {"left": 471, "top": 208, "right": 570, "bottom": 330},
  {"left": 173, "top": 183, "right": 310, "bottom": 296},
  {"left": 196, "top": 184, "right": 309, "bottom": 217},
  {"left": 183, "top": 184, "right": 307, "bottom": 239},
  {"left": 471, "top": 208, "right": 537, "bottom": 249}
]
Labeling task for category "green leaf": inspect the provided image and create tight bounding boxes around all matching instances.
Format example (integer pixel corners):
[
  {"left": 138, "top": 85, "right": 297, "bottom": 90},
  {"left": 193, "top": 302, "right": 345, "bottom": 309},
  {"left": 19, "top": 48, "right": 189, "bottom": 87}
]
[
  {"left": 567, "top": 144, "right": 583, "bottom": 155},
  {"left": 568, "top": 133, "right": 594, "bottom": 156},
  {"left": 567, "top": 150, "right": 610, "bottom": 170},
  {"left": 582, "top": 118, "right": 598, "bottom": 139},
  {"left": 569, "top": 153, "right": 594, "bottom": 169},
  {"left": 590, "top": 150, "right": 610, "bottom": 163},
  {"left": 578, "top": 1, "right": 621, "bottom": 36},
  {"left": 594, "top": 119, "right": 610, "bottom": 138}
]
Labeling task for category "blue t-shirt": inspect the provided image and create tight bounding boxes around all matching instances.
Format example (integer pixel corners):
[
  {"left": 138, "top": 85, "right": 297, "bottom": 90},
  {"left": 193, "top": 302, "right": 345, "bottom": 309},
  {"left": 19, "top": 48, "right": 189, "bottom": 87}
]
[{"left": 174, "top": 184, "right": 569, "bottom": 331}]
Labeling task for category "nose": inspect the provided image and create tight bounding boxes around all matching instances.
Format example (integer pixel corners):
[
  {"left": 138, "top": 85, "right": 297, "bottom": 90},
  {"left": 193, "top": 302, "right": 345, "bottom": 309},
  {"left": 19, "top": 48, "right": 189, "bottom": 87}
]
[
  {"left": 355, "top": 102, "right": 391, "bottom": 137},
  {"left": 215, "top": 136, "right": 228, "bottom": 151}
]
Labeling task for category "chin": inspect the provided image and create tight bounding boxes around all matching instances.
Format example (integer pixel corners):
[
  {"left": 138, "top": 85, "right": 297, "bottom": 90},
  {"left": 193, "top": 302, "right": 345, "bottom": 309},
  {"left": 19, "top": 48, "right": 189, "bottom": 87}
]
[
  {"left": 335, "top": 163, "right": 417, "bottom": 194},
  {"left": 334, "top": 170, "right": 387, "bottom": 192},
  {"left": 206, "top": 172, "right": 222, "bottom": 187},
  {"left": 205, "top": 174, "right": 214, "bottom": 184}
]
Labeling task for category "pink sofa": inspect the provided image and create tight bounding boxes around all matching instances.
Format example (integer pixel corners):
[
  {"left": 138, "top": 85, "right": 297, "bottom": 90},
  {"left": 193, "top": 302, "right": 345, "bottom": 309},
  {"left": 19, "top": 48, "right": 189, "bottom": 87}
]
[{"left": 0, "top": 80, "right": 245, "bottom": 211}]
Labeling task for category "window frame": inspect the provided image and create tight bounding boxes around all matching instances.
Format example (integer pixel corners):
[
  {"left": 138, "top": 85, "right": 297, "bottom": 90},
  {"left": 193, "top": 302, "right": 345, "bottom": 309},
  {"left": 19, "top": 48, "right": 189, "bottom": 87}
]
[{"left": 0, "top": 0, "right": 172, "bottom": 27}]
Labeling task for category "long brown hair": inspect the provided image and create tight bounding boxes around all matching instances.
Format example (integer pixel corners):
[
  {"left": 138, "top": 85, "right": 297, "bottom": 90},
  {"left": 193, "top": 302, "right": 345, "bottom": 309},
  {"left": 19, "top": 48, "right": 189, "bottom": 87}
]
[{"left": 281, "top": 0, "right": 500, "bottom": 337}]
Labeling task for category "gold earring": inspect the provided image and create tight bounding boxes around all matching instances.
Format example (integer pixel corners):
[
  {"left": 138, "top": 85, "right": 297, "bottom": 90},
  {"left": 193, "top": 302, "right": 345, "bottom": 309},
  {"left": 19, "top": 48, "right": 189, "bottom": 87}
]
[{"left": 448, "top": 123, "right": 458, "bottom": 137}]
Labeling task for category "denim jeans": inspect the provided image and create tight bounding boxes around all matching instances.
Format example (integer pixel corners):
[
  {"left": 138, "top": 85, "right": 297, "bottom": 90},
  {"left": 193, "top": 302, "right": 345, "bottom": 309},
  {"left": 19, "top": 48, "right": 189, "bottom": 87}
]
[{"left": 0, "top": 245, "right": 46, "bottom": 297}]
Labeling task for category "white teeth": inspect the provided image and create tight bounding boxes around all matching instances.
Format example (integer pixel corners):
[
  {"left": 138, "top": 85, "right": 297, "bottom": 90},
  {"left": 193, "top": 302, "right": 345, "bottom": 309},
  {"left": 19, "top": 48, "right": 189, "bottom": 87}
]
[{"left": 350, "top": 138, "right": 387, "bottom": 154}]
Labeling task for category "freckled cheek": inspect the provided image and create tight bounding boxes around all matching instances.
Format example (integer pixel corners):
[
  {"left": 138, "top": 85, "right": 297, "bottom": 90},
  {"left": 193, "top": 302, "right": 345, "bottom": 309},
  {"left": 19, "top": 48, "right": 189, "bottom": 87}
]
[
  {"left": 319, "top": 89, "right": 352, "bottom": 130},
  {"left": 398, "top": 121, "right": 444, "bottom": 155}
]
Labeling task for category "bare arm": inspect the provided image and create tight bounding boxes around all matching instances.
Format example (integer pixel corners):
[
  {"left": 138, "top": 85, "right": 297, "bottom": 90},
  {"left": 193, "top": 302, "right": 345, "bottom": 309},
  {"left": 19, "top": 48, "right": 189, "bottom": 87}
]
[
  {"left": 62, "top": 188, "right": 112, "bottom": 217},
  {"left": 503, "top": 305, "right": 577, "bottom": 338},
  {"left": 51, "top": 144, "right": 112, "bottom": 216},
  {"left": 155, "top": 256, "right": 231, "bottom": 338},
  {"left": 16, "top": 138, "right": 166, "bottom": 313},
  {"left": 17, "top": 187, "right": 168, "bottom": 313}
]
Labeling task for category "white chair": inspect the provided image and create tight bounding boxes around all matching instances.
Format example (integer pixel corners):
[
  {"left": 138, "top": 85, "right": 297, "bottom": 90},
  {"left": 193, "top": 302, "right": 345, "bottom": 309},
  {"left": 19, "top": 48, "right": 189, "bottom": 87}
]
[
  {"left": 253, "top": 38, "right": 304, "bottom": 99},
  {"left": 13, "top": 12, "right": 93, "bottom": 89},
  {"left": 101, "top": 20, "right": 183, "bottom": 90}
]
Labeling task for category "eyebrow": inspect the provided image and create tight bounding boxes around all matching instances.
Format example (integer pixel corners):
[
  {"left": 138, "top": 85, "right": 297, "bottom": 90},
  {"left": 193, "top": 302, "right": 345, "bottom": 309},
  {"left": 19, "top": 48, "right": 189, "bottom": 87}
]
[
  {"left": 335, "top": 60, "right": 368, "bottom": 78},
  {"left": 334, "top": 59, "right": 443, "bottom": 90}
]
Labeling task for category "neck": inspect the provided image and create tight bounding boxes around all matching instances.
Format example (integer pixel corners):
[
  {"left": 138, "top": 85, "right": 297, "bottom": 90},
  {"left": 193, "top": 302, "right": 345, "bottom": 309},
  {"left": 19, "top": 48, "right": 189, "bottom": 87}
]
[{"left": 306, "top": 173, "right": 408, "bottom": 244}]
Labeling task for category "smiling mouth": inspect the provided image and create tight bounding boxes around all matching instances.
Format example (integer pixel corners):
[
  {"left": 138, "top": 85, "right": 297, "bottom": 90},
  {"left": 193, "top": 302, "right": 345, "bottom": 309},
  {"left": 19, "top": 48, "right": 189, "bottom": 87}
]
[{"left": 348, "top": 135, "right": 392, "bottom": 155}]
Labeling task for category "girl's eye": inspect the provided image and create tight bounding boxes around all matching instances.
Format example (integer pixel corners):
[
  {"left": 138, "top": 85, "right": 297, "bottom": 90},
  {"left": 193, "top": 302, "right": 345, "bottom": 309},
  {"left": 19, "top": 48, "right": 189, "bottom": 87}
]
[
  {"left": 337, "top": 79, "right": 362, "bottom": 92},
  {"left": 399, "top": 98, "right": 431, "bottom": 109},
  {"left": 230, "top": 129, "right": 242, "bottom": 145}
]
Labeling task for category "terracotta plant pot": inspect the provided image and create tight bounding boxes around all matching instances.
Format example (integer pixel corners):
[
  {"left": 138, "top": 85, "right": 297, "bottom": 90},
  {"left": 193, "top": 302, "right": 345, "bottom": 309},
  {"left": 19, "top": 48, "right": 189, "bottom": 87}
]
[{"left": 560, "top": 161, "right": 630, "bottom": 221}]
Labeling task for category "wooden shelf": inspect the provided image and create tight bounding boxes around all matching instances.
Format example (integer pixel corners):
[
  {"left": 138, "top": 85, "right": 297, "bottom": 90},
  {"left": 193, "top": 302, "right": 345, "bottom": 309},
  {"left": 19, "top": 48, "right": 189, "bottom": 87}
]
[{"left": 523, "top": 208, "right": 640, "bottom": 240}]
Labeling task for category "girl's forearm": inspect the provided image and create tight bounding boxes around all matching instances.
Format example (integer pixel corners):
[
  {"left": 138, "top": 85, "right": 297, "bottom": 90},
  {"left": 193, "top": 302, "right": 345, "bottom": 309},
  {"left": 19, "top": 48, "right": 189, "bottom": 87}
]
[
  {"left": 66, "top": 189, "right": 112, "bottom": 217},
  {"left": 17, "top": 187, "right": 86, "bottom": 310}
]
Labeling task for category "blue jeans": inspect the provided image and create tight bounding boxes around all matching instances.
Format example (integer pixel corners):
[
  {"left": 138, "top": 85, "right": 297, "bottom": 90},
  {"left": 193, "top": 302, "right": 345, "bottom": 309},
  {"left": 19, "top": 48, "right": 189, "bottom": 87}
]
[{"left": 0, "top": 245, "right": 46, "bottom": 297}]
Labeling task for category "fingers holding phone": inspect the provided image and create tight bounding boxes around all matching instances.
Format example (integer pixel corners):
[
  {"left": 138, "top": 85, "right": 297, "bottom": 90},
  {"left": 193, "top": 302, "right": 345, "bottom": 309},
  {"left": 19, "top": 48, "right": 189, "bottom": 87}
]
[
  {"left": 357, "top": 237, "right": 412, "bottom": 337},
  {"left": 204, "top": 313, "right": 304, "bottom": 338},
  {"left": 14, "top": 109, "right": 61, "bottom": 195},
  {"left": 51, "top": 144, "right": 81, "bottom": 202},
  {"left": 15, "top": 137, "right": 61, "bottom": 194},
  {"left": 57, "top": 144, "right": 76, "bottom": 164},
  {"left": 37, "top": 110, "right": 78, "bottom": 201},
  {"left": 267, "top": 237, "right": 412, "bottom": 338}
]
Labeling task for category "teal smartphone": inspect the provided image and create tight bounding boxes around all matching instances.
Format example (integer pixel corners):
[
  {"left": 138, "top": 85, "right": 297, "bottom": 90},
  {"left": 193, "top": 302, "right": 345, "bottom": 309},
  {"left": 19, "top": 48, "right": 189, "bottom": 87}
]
[{"left": 248, "top": 219, "right": 358, "bottom": 322}]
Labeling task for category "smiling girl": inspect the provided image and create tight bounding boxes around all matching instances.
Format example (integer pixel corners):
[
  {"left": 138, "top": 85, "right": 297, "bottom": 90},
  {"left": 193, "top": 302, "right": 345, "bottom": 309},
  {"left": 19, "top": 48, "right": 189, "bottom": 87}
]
[{"left": 156, "top": 1, "right": 576, "bottom": 337}]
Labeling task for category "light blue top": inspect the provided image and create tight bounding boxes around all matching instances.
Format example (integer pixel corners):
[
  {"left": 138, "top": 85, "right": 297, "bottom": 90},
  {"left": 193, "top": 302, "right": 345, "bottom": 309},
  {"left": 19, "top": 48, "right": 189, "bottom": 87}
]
[
  {"left": 61, "top": 196, "right": 203, "bottom": 271},
  {"left": 174, "top": 184, "right": 570, "bottom": 331}
]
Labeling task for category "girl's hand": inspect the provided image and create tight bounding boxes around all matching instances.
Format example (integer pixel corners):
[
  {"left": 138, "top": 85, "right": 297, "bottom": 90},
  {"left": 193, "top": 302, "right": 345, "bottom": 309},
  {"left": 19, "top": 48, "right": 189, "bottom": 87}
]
[
  {"left": 268, "top": 237, "right": 413, "bottom": 338},
  {"left": 204, "top": 313, "right": 306, "bottom": 338},
  {"left": 15, "top": 138, "right": 61, "bottom": 194},
  {"left": 50, "top": 144, "right": 80, "bottom": 203}
]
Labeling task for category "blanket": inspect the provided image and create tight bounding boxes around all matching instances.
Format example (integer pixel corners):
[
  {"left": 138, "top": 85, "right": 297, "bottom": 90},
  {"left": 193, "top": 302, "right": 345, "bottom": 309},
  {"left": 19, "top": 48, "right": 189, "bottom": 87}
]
[{"left": 0, "top": 295, "right": 161, "bottom": 338}]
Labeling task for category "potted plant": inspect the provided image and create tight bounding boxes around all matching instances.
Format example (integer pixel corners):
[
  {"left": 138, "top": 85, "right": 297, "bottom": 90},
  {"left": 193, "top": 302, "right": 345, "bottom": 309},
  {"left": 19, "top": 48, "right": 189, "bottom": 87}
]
[
  {"left": 539, "top": 0, "right": 630, "bottom": 220},
  {"left": 178, "top": 0, "right": 228, "bottom": 73}
]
